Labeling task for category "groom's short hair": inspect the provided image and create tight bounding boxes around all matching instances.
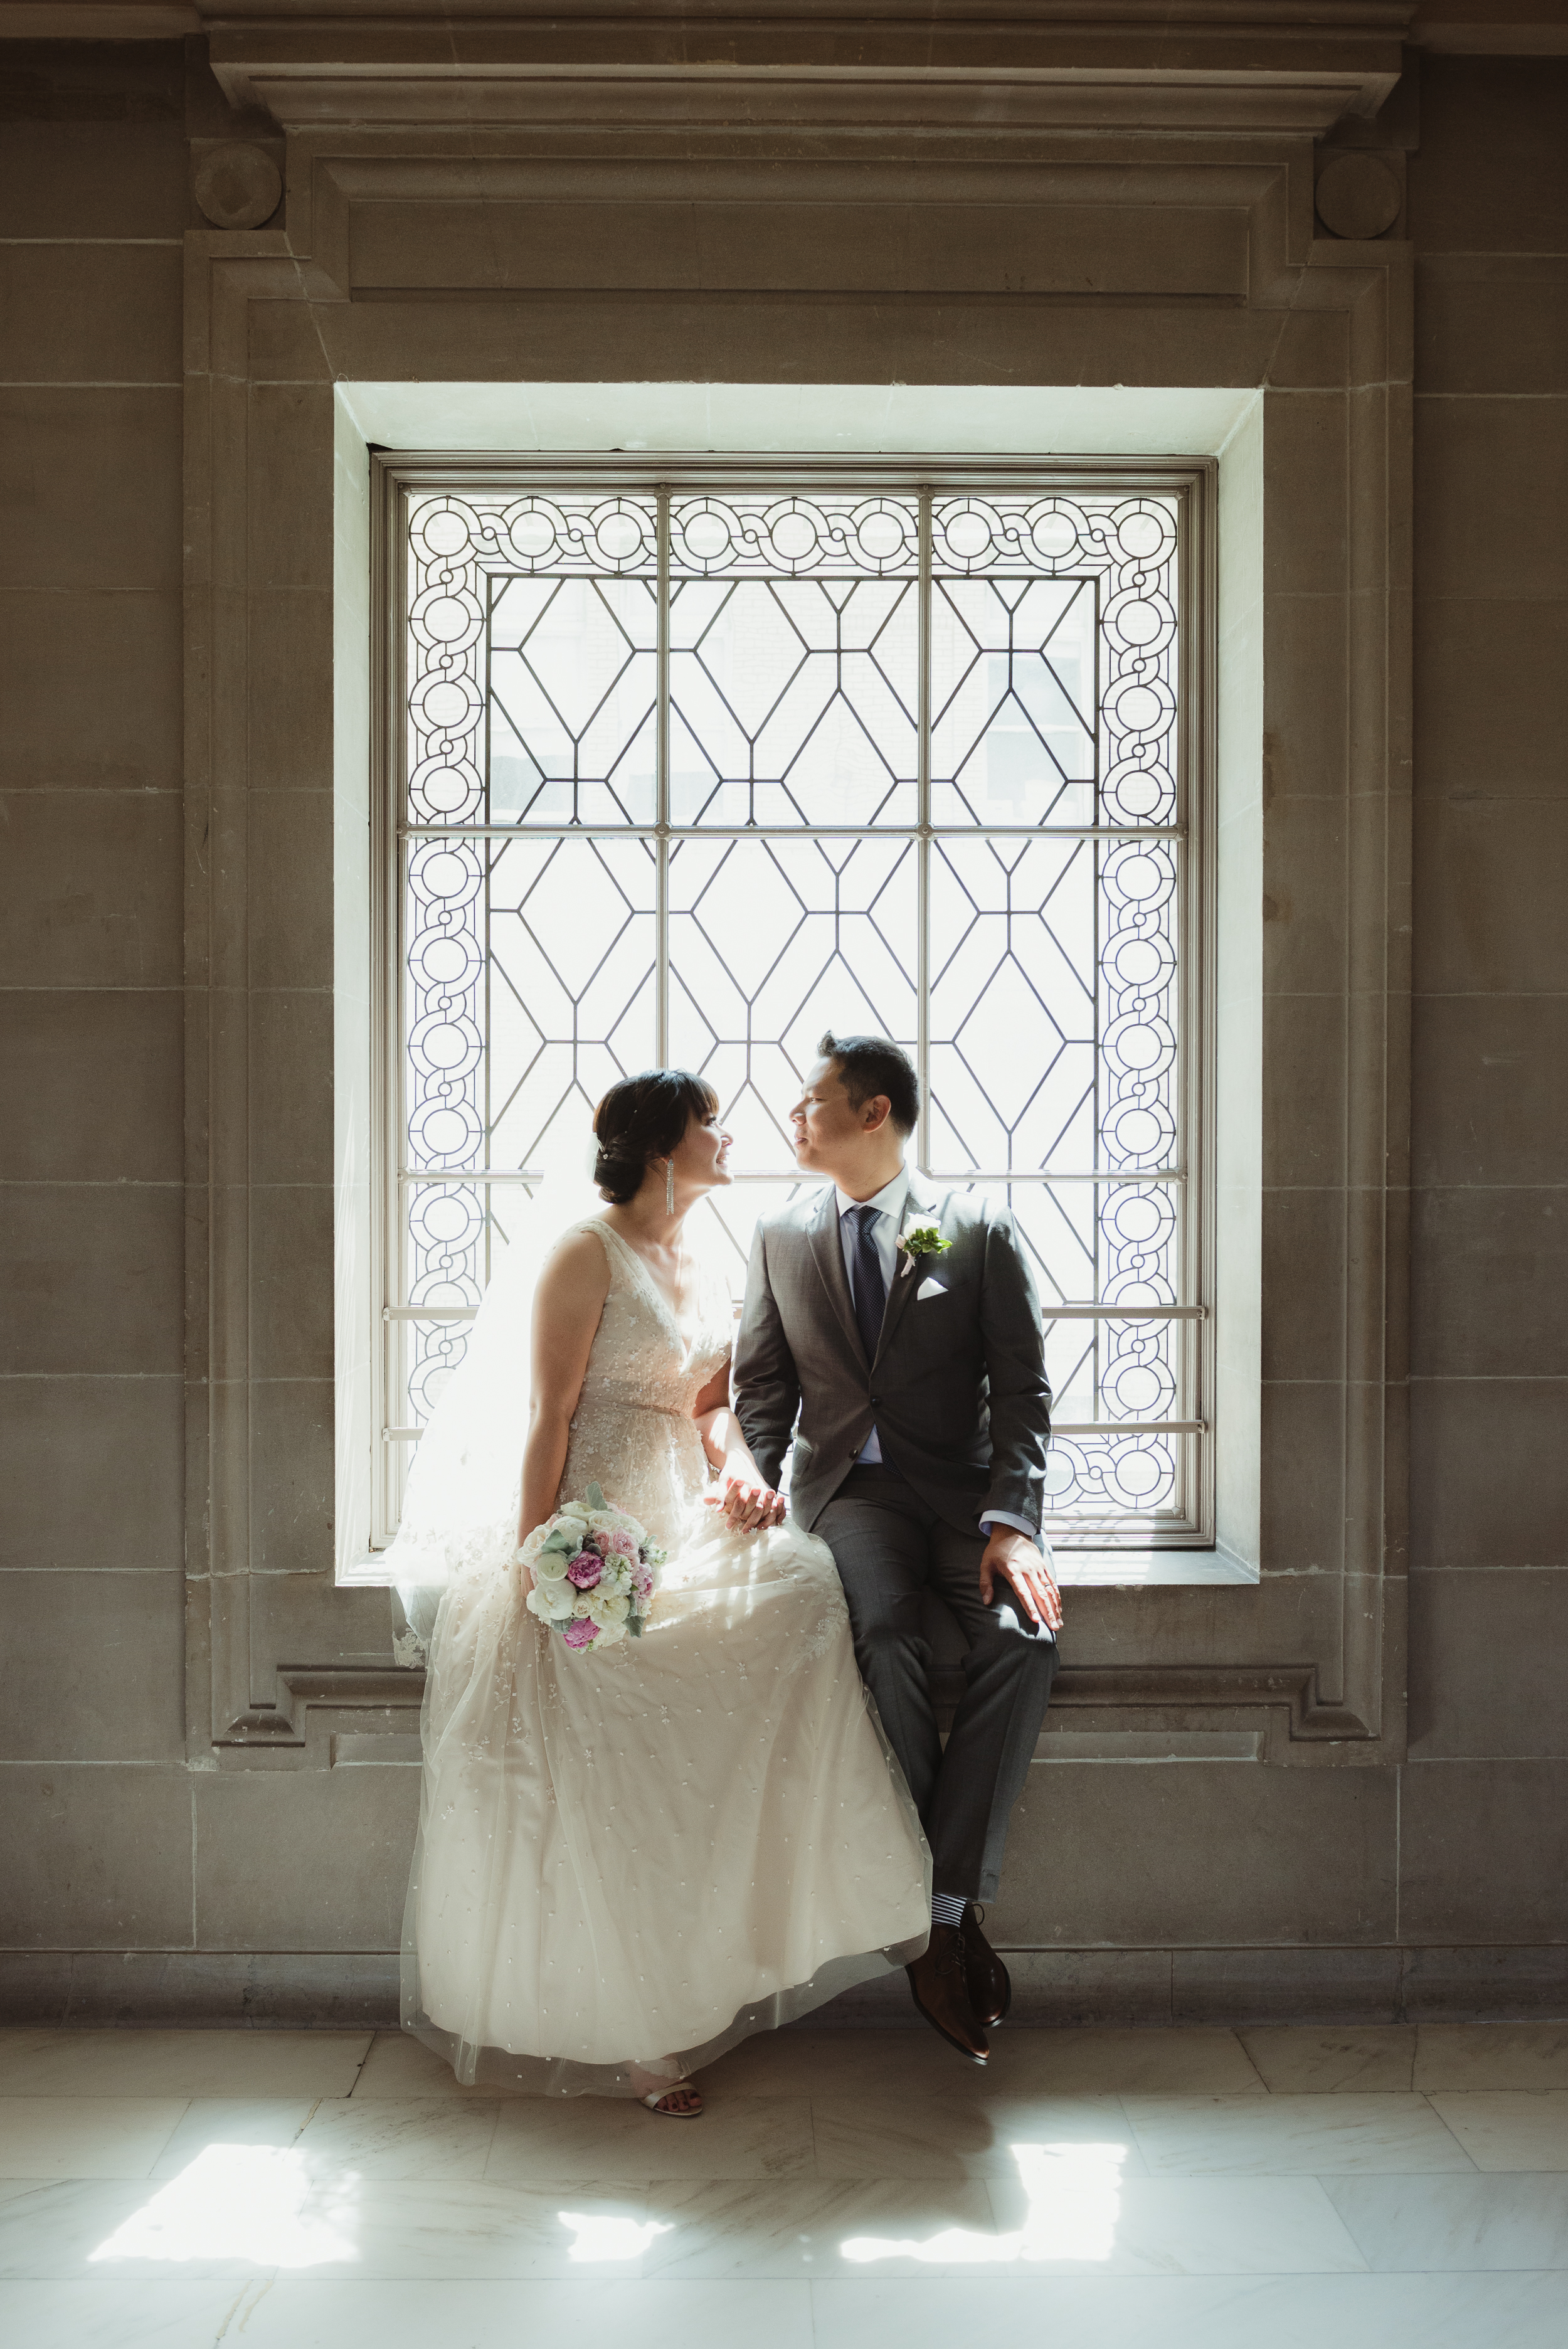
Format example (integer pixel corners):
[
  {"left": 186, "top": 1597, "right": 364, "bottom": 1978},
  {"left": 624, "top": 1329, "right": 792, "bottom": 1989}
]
[{"left": 818, "top": 1032, "right": 919, "bottom": 1137}]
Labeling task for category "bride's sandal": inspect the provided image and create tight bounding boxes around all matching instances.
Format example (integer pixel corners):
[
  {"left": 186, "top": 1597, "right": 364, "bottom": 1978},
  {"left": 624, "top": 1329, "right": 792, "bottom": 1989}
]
[{"left": 640, "top": 2083, "right": 704, "bottom": 2118}]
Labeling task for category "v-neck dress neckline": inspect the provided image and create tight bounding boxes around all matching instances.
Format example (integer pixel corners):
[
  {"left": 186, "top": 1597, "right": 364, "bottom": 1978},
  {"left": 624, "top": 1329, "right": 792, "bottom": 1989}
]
[{"left": 591, "top": 1216, "right": 701, "bottom": 1360}]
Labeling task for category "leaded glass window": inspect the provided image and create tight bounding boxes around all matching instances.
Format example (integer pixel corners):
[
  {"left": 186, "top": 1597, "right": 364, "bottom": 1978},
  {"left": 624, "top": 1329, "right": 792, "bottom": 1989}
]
[{"left": 375, "top": 464, "right": 1212, "bottom": 1548}]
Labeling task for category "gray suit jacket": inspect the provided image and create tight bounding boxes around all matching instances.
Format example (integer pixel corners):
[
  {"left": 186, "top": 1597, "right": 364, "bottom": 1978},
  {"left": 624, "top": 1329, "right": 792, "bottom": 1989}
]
[{"left": 732, "top": 1177, "right": 1052, "bottom": 1539}]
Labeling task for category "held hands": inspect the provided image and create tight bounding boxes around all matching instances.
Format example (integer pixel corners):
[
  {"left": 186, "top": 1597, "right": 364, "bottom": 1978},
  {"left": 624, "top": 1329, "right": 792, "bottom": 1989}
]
[
  {"left": 979, "top": 1525, "right": 1064, "bottom": 1635},
  {"left": 703, "top": 1473, "right": 787, "bottom": 1535}
]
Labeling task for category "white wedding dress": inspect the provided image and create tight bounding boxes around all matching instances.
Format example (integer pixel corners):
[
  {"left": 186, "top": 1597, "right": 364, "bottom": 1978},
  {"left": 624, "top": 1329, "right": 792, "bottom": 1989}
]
[{"left": 400, "top": 1216, "right": 930, "bottom": 2096}]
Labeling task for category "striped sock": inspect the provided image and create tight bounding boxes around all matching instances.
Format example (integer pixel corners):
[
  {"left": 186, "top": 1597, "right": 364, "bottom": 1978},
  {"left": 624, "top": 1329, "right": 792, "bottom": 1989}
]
[{"left": 931, "top": 1891, "right": 967, "bottom": 1928}]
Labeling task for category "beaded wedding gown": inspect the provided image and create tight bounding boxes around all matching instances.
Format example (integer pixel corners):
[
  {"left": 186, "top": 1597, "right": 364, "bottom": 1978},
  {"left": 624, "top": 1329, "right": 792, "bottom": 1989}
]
[{"left": 400, "top": 1216, "right": 930, "bottom": 2097}]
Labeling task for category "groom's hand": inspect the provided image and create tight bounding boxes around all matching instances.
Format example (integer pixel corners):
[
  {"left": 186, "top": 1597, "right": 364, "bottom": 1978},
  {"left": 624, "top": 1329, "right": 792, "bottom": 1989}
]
[{"left": 979, "top": 1527, "right": 1063, "bottom": 1634}]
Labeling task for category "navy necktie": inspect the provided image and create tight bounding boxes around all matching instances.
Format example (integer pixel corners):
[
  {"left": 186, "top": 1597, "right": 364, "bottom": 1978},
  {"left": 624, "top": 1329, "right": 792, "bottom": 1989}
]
[{"left": 849, "top": 1204, "right": 887, "bottom": 1364}]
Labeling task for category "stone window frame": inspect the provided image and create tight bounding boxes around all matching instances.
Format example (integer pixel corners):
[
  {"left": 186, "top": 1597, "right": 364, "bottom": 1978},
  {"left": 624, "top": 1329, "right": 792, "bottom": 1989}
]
[
  {"left": 358, "top": 448, "right": 1219, "bottom": 1562},
  {"left": 183, "top": 142, "right": 1410, "bottom": 1772}
]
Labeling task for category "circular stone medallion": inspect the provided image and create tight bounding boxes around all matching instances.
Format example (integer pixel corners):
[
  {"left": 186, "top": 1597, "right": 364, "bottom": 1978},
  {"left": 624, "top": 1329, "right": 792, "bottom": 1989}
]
[
  {"left": 193, "top": 144, "right": 283, "bottom": 231},
  {"left": 1314, "top": 152, "right": 1402, "bottom": 241}
]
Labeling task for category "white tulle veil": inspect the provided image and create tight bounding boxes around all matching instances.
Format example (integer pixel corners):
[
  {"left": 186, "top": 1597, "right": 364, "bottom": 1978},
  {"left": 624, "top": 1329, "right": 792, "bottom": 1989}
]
[{"left": 383, "top": 1156, "right": 598, "bottom": 1660}]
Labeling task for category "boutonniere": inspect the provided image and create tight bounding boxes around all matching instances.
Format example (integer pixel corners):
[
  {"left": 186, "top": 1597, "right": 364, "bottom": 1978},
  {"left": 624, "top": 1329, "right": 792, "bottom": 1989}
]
[{"left": 898, "top": 1221, "right": 951, "bottom": 1279}]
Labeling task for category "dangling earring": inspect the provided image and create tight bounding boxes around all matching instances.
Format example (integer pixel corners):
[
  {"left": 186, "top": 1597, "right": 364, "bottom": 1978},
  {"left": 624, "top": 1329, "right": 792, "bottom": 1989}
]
[{"left": 665, "top": 1157, "right": 676, "bottom": 1214}]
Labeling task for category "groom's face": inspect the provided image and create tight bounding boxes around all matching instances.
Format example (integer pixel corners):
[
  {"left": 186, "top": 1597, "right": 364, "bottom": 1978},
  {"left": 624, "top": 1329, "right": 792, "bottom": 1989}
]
[{"left": 791, "top": 1058, "right": 881, "bottom": 1177}]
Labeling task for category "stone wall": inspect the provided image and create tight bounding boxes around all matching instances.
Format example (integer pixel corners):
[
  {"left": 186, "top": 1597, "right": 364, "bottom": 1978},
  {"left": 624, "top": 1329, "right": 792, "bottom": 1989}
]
[
  {"left": 0, "top": 33, "right": 1562, "bottom": 2025},
  {"left": 1402, "top": 58, "right": 1568, "bottom": 1995},
  {"left": 1, "top": 41, "right": 193, "bottom": 1963}
]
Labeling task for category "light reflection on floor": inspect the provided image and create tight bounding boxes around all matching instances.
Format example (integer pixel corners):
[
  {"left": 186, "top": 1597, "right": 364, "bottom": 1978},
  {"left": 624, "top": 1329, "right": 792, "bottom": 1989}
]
[
  {"left": 840, "top": 2143, "right": 1126, "bottom": 2267},
  {"left": 560, "top": 2211, "right": 672, "bottom": 2262},
  {"left": 88, "top": 2144, "right": 358, "bottom": 2269},
  {"left": 86, "top": 2138, "right": 1125, "bottom": 2275}
]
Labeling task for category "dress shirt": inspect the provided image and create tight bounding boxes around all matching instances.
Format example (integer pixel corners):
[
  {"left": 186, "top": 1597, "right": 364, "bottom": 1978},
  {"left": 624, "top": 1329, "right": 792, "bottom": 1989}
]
[{"left": 834, "top": 1170, "right": 1038, "bottom": 1550}]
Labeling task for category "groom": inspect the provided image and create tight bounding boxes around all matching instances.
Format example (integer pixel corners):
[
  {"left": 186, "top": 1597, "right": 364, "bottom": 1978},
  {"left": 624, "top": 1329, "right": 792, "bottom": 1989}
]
[{"left": 732, "top": 1032, "right": 1061, "bottom": 2065}]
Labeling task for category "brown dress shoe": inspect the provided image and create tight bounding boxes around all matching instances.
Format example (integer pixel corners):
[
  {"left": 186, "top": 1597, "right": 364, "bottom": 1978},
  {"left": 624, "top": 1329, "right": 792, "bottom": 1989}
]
[
  {"left": 960, "top": 1906, "right": 1011, "bottom": 2028},
  {"left": 906, "top": 1923, "right": 990, "bottom": 2064}
]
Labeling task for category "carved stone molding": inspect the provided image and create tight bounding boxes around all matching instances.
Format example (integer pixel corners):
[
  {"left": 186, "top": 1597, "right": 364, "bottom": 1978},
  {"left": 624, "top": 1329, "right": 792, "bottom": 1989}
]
[
  {"left": 191, "top": 141, "right": 283, "bottom": 230},
  {"left": 213, "top": 1668, "right": 423, "bottom": 1765},
  {"left": 206, "top": 8, "right": 1412, "bottom": 136},
  {"left": 181, "top": 107, "right": 1411, "bottom": 1766},
  {"left": 1315, "top": 145, "right": 1404, "bottom": 236},
  {"left": 284, "top": 144, "right": 1312, "bottom": 308}
]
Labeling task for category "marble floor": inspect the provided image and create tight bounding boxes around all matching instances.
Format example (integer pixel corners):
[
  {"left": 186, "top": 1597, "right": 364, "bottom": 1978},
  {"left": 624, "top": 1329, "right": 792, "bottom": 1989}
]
[{"left": 0, "top": 2018, "right": 1565, "bottom": 2346}]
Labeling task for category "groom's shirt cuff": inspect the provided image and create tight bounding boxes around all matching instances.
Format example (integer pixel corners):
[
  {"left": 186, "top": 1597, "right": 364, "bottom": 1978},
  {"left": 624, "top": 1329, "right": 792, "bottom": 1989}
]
[{"left": 980, "top": 1510, "right": 1042, "bottom": 1549}]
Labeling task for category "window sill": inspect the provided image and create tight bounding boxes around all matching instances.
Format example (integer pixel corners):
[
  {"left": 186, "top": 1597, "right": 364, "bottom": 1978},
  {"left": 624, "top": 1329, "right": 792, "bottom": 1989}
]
[
  {"left": 1052, "top": 1549, "right": 1258, "bottom": 1587},
  {"left": 340, "top": 1548, "right": 1258, "bottom": 1591}
]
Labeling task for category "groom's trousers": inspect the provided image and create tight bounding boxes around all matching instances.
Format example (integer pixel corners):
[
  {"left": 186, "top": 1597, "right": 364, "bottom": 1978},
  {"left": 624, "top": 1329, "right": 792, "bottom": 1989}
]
[{"left": 815, "top": 1465, "right": 1057, "bottom": 1904}]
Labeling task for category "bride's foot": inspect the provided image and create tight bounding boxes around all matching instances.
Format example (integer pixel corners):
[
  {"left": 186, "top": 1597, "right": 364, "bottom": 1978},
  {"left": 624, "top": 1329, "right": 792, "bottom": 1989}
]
[
  {"left": 630, "top": 2063, "right": 703, "bottom": 2118},
  {"left": 640, "top": 2083, "right": 703, "bottom": 2117}
]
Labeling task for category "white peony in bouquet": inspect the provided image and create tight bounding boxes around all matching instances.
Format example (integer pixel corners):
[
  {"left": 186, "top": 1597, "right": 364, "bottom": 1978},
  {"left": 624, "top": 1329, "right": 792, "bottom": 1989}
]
[{"left": 519, "top": 1482, "right": 665, "bottom": 1653}]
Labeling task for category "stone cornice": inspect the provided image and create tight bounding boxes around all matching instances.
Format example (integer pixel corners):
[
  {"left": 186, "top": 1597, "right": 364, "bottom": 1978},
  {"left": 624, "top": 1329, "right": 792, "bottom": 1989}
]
[
  {"left": 0, "top": 4, "right": 1431, "bottom": 132},
  {"left": 8, "top": 0, "right": 1561, "bottom": 62},
  {"left": 204, "top": 11, "right": 1415, "bottom": 135}
]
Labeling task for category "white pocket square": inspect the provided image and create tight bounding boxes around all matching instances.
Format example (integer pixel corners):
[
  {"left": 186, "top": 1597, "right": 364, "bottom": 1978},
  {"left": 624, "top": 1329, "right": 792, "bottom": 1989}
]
[{"left": 916, "top": 1276, "right": 948, "bottom": 1302}]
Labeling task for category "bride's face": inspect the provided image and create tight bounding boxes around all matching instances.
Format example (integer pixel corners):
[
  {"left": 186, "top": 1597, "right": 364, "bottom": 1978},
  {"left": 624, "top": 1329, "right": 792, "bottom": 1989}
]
[{"left": 672, "top": 1105, "right": 733, "bottom": 1194}]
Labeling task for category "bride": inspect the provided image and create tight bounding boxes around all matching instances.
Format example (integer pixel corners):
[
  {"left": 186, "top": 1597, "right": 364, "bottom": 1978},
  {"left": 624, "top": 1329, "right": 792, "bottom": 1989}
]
[{"left": 389, "top": 1069, "right": 930, "bottom": 2116}]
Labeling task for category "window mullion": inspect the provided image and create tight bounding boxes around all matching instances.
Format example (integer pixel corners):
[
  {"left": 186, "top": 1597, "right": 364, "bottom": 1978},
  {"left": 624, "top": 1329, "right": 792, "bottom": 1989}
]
[
  {"left": 916, "top": 485, "right": 931, "bottom": 1174},
  {"left": 656, "top": 485, "right": 671, "bottom": 1066}
]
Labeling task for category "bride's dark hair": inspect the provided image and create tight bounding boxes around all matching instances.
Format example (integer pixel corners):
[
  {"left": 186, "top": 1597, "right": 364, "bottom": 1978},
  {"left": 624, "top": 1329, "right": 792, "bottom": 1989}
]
[{"left": 592, "top": 1070, "right": 720, "bottom": 1206}]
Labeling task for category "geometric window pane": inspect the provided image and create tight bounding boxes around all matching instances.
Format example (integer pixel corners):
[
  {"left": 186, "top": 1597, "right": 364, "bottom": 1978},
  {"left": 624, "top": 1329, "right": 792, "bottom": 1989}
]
[
  {"left": 1099, "top": 1182, "right": 1179, "bottom": 1308},
  {"left": 406, "top": 492, "right": 658, "bottom": 833},
  {"left": 398, "top": 1197, "right": 532, "bottom": 1439},
  {"left": 485, "top": 834, "right": 659, "bottom": 1179},
  {"left": 490, "top": 575, "right": 657, "bottom": 826},
  {"left": 931, "top": 575, "right": 1096, "bottom": 829},
  {"left": 1098, "top": 1317, "right": 1180, "bottom": 1423},
  {"left": 933, "top": 492, "right": 1179, "bottom": 830},
  {"left": 404, "top": 835, "right": 485, "bottom": 1172},
  {"left": 402, "top": 1312, "right": 475, "bottom": 1440},
  {"left": 928, "top": 837, "right": 1096, "bottom": 1176},
  {"left": 1044, "top": 1431, "right": 1180, "bottom": 1519},
  {"left": 669, "top": 834, "right": 918, "bottom": 1172},
  {"left": 1039, "top": 1313, "right": 1184, "bottom": 1434},
  {"left": 671, "top": 494, "right": 919, "bottom": 829},
  {"left": 670, "top": 575, "right": 916, "bottom": 829},
  {"left": 1040, "top": 1309, "right": 1183, "bottom": 1427},
  {"left": 1099, "top": 839, "right": 1179, "bottom": 1174},
  {"left": 671, "top": 494, "right": 919, "bottom": 578},
  {"left": 953, "top": 1180, "right": 1181, "bottom": 1317}
]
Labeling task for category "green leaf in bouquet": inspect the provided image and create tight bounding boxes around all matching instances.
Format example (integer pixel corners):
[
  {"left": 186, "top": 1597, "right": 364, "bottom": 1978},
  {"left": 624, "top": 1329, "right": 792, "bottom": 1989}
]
[{"left": 585, "top": 1482, "right": 607, "bottom": 1510}]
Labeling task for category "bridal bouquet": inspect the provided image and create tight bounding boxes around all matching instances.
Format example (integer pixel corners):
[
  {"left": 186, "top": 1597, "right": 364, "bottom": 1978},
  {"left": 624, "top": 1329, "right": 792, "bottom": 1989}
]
[{"left": 519, "top": 1483, "right": 665, "bottom": 1653}]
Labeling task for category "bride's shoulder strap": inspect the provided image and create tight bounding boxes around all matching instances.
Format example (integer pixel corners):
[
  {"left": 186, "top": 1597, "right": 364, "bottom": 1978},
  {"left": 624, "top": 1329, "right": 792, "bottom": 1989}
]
[
  {"left": 556, "top": 1215, "right": 605, "bottom": 1248},
  {"left": 562, "top": 1215, "right": 634, "bottom": 1280}
]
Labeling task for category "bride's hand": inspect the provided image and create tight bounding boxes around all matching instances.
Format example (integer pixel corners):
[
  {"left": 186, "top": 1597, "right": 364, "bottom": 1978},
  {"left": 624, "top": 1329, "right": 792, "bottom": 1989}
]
[{"left": 709, "top": 1475, "right": 786, "bottom": 1534}]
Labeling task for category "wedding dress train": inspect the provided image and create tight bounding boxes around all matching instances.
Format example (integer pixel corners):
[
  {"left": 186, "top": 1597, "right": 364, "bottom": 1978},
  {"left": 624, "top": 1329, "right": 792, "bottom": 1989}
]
[{"left": 402, "top": 1217, "right": 930, "bottom": 2095}]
